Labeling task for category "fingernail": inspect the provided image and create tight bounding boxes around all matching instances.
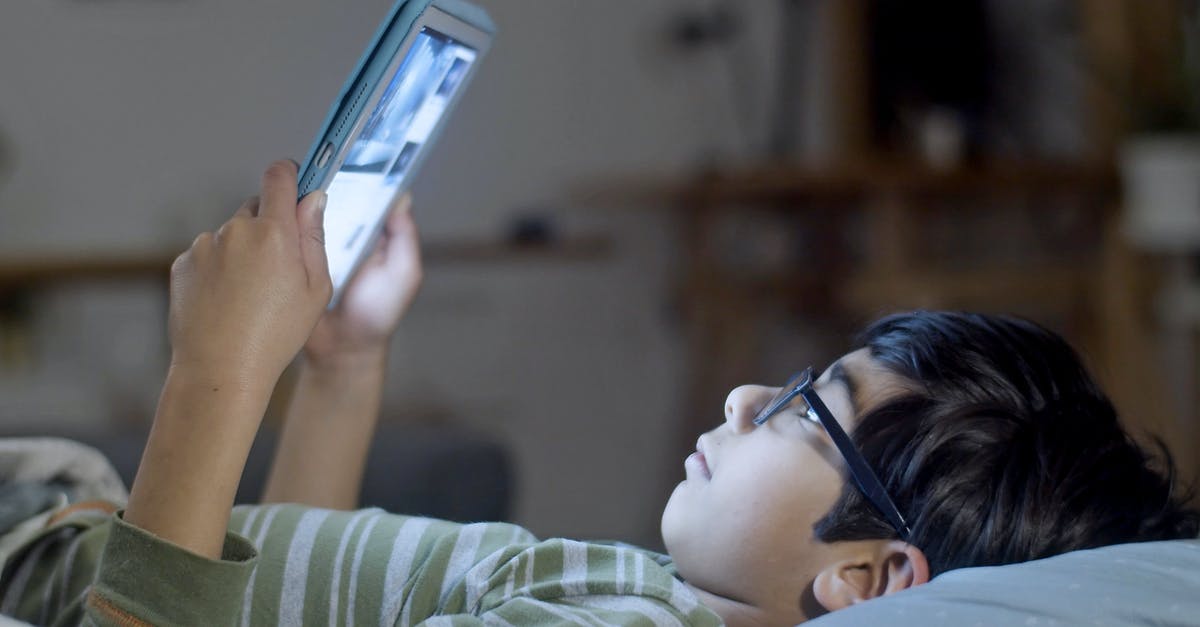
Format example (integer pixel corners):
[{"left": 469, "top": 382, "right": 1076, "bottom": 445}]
[
  {"left": 316, "top": 191, "right": 327, "bottom": 213},
  {"left": 288, "top": 158, "right": 301, "bottom": 172}
]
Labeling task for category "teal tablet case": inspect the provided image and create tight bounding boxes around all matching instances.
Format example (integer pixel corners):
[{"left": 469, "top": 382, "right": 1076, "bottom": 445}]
[{"left": 297, "top": 0, "right": 495, "bottom": 197}]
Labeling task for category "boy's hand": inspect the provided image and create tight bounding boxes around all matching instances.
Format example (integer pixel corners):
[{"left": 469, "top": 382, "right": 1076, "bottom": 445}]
[
  {"left": 168, "top": 160, "right": 332, "bottom": 386},
  {"left": 303, "top": 193, "right": 422, "bottom": 369},
  {"left": 126, "top": 161, "right": 330, "bottom": 559}
]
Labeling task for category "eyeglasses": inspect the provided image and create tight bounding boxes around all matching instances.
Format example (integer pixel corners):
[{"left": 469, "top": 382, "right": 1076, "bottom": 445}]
[{"left": 752, "top": 367, "right": 912, "bottom": 540}]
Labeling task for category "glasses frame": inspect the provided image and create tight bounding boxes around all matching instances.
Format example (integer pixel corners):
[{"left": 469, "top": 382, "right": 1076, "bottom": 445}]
[{"left": 752, "top": 367, "right": 913, "bottom": 540}]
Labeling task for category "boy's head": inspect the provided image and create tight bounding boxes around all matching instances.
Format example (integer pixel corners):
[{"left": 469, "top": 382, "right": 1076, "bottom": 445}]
[{"left": 661, "top": 311, "right": 1199, "bottom": 624}]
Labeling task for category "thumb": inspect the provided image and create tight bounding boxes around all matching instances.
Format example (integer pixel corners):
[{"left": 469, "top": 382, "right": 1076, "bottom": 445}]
[{"left": 297, "top": 191, "right": 331, "bottom": 293}]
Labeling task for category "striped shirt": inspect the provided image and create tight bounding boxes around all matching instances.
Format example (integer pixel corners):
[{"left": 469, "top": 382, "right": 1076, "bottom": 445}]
[{"left": 0, "top": 504, "right": 725, "bottom": 626}]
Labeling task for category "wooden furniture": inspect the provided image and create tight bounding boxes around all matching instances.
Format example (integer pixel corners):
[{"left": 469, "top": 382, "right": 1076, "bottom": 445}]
[
  {"left": 0, "top": 235, "right": 612, "bottom": 372},
  {"left": 0, "top": 235, "right": 613, "bottom": 289},
  {"left": 642, "top": 161, "right": 1180, "bottom": 474}
]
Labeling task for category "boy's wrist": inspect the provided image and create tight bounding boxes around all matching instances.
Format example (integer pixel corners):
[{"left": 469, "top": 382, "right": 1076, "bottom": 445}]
[
  {"left": 127, "top": 360, "right": 277, "bottom": 558},
  {"left": 302, "top": 345, "right": 389, "bottom": 375},
  {"left": 162, "top": 361, "right": 279, "bottom": 411}
]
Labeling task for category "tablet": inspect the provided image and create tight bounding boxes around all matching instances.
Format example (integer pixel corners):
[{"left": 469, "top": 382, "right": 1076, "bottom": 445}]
[{"left": 297, "top": 0, "right": 494, "bottom": 305}]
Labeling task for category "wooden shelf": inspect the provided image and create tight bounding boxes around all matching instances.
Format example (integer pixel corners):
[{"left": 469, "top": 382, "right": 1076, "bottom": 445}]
[
  {"left": 576, "top": 161, "right": 1119, "bottom": 209},
  {"left": 0, "top": 254, "right": 175, "bottom": 288},
  {"left": 841, "top": 265, "right": 1095, "bottom": 314},
  {"left": 425, "top": 235, "right": 612, "bottom": 264},
  {"left": 0, "top": 236, "right": 613, "bottom": 289}
]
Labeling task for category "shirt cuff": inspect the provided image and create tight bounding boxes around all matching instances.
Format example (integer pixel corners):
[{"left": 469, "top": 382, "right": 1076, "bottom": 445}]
[{"left": 87, "top": 510, "right": 258, "bottom": 627}]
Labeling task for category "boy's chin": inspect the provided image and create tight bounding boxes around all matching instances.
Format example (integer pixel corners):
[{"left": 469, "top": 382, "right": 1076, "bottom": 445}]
[{"left": 658, "top": 489, "right": 689, "bottom": 557}]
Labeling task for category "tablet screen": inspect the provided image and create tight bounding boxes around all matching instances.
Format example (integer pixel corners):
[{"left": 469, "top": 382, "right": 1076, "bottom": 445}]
[{"left": 324, "top": 28, "right": 478, "bottom": 290}]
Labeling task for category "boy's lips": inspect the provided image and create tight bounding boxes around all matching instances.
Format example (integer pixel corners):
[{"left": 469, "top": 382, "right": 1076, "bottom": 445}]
[{"left": 685, "top": 442, "right": 712, "bottom": 481}]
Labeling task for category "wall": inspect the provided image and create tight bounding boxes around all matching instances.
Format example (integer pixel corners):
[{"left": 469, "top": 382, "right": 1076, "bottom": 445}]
[{"left": 0, "top": 0, "right": 800, "bottom": 546}]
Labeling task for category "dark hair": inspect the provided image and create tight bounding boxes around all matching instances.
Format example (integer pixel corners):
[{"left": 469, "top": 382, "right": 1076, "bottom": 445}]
[{"left": 813, "top": 311, "right": 1200, "bottom": 577}]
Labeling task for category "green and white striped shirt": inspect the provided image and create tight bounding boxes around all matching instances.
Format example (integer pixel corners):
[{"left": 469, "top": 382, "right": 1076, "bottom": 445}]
[{"left": 1, "top": 503, "right": 725, "bottom": 626}]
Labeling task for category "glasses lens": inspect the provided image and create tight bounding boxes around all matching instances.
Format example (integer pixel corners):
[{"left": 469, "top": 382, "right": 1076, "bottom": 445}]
[{"left": 753, "top": 370, "right": 811, "bottom": 424}]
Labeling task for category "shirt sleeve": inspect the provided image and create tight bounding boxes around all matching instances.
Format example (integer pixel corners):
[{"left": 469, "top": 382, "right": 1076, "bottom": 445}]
[{"left": 84, "top": 511, "right": 258, "bottom": 627}]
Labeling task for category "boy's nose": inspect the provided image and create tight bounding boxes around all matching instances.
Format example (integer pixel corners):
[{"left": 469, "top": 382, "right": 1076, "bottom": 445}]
[{"left": 723, "top": 385, "right": 774, "bottom": 433}]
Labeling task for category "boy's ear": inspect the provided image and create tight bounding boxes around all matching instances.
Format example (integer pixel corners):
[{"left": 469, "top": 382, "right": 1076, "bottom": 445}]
[{"left": 811, "top": 541, "right": 930, "bottom": 611}]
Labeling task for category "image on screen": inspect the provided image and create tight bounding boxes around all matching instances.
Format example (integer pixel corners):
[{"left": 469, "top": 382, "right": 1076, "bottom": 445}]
[{"left": 324, "top": 28, "right": 477, "bottom": 290}]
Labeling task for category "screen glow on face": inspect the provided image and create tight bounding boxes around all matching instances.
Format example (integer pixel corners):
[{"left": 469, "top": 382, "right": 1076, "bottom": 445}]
[{"left": 324, "top": 28, "right": 477, "bottom": 289}]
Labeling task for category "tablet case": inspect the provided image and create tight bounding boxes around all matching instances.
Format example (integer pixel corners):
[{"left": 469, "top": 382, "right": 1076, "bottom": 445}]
[{"left": 297, "top": 0, "right": 495, "bottom": 197}]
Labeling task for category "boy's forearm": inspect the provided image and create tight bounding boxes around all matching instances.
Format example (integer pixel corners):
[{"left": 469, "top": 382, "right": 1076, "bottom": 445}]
[
  {"left": 124, "top": 365, "right": 274, "bottom": 559},
  {"left": 261, "top": 349, "right": 387, "bottom": 509}
]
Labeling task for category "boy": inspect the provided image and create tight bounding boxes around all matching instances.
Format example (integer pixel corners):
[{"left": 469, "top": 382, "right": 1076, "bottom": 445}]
[{"left": 1, "top": 161, "right": 1196, "bottom": 626}]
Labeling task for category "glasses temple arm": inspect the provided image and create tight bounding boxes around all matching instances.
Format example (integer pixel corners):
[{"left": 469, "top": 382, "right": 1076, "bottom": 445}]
[{"left": 802, "top": 389, "right": 913, "bottom": 540}]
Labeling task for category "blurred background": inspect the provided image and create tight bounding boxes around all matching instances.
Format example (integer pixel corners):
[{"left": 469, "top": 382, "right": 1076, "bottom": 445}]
[{"left": 1, "top": 0, "right": 1198, "bottom": 549}]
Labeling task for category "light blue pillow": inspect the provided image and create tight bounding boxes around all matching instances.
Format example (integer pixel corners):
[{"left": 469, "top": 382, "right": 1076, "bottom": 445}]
[{"left": 808, "top": 539, "right": 1200, "bottom": 626}]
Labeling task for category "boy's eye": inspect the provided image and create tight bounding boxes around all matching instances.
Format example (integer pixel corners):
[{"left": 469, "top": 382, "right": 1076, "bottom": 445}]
[
  {"left": 791, "top": 408, "right": 836, "bottom": 445},
  {"left": 799, "top": 412, "right": 823, "bottom": 433},
  {"left": 774, "top": 407, "right": 818, "bottom": 432}
]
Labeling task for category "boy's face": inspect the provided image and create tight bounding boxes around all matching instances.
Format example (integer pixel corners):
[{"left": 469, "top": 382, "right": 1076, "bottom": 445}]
[{"left": 661, "top": 348, "right": 908, "bottom": 621}]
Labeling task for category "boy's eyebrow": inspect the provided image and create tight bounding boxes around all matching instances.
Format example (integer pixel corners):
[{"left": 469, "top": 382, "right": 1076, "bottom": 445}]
[{"left": 827, "top": 361, "right": 859, "bottom": 415}]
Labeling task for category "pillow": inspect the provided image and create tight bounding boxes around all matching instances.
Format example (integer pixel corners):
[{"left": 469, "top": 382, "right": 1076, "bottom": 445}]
[{"left": 807, "top": 539, "right": 1200, "bottom": 626}]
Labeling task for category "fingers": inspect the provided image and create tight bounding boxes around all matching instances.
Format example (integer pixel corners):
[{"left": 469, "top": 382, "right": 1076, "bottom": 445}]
[
  {"left": 383, "top": 207, "right": 421, "bottom": 277},
  {"left": 234, "top": 196, "right": 260, "bottom": 219},
  {"left": 296, "top": 190, "right": 332, "bottom": 298},
  {"left": 189, "top": 231, "right": 214, "bottom": 255},
  {"left": 258, "top": 160, "right": 300, "bottom": 224},
  {"left": 383, "top": 193, "right": 413, "bottom": 236},
  {"left": 219, "top": 196, "right": 259, "bottom": 243},
  {"left": 378, "top": 192, "right": 417, "bottom": 261},
  {"left": 359, "top": 193, "right": 415, "bottom": 269},
  {"left": 172, "top": 229, "right": 212, "bottom": 281}
]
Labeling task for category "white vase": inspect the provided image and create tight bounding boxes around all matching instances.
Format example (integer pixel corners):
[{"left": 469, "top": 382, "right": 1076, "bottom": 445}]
[{"left": 1120, "top": 134, "right": 1200, "bottom": 253}]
